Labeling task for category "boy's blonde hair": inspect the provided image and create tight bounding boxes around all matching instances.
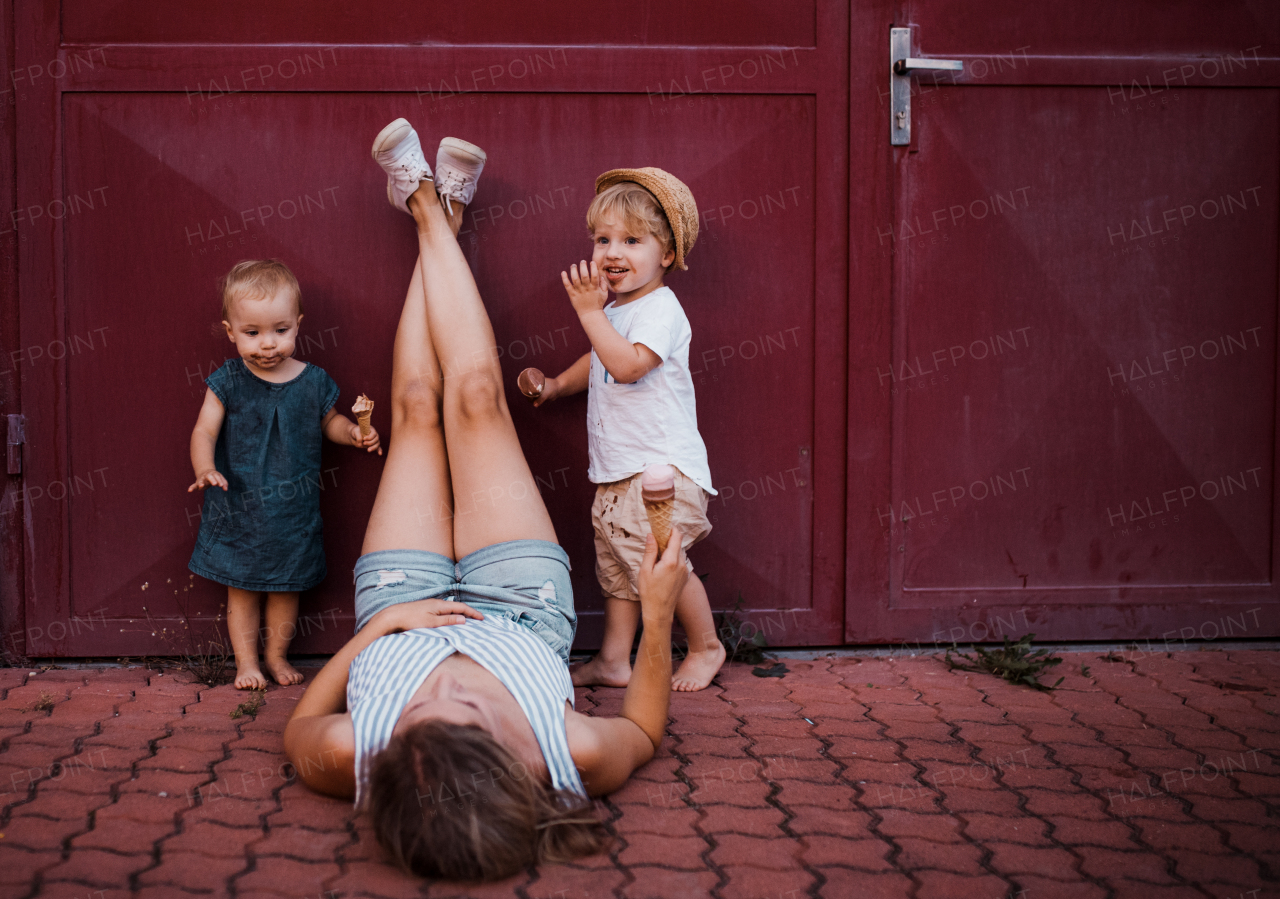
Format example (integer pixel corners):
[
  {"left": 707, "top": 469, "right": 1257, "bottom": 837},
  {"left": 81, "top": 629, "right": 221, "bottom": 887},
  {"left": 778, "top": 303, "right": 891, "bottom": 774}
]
[
  {"left": 586, "top": 183, "right": 675, "bottom": 270},
  {"left": 220, "top": 259, "right": 302, "bottom": 321}
]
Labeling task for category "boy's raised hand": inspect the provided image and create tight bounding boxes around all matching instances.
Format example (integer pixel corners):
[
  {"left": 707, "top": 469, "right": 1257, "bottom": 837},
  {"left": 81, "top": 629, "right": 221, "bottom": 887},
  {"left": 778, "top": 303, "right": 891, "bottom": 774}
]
[
  {"left": 562, "top": 260, "right": 608, "bottom": 317},
  {"left": 188, "top": 469, "right": 228, "bottom": 492}
]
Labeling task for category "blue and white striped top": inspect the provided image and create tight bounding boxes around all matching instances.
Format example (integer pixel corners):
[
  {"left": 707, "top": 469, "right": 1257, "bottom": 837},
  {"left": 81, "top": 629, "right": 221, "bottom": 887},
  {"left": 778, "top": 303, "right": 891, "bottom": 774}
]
[{"left": 347, "top": 616, "right": 585, "bottom": 808}]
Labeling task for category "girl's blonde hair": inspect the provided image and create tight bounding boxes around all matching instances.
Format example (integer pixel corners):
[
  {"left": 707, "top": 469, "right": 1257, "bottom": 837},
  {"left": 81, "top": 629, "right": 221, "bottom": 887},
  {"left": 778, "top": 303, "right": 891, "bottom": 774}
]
[
  {"left": 586, "top": 183, "right": 675, "bottom": 269},
  {"left": 220, "top": 259, "right": 302, "bottom": 322}
]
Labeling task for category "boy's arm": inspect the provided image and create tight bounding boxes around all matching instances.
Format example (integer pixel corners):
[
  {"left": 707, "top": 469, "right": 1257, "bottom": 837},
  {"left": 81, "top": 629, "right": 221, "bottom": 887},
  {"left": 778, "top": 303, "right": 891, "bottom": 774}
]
[
  {"left": 188, "top": 389, "right": 228, "bottom": 491},
  {"left": 536, "top": 351, "right": 591, "bottom": 406},
  {"left": 562, "top": 260, "right": 663, "bottom": 384}
]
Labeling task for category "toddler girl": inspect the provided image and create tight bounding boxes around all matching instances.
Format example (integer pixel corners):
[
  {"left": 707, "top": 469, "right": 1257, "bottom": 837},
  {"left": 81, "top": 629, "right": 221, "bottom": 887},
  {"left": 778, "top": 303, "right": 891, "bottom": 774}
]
[{"left": 187, "top": 259, "right": 381, "bottom": 689}]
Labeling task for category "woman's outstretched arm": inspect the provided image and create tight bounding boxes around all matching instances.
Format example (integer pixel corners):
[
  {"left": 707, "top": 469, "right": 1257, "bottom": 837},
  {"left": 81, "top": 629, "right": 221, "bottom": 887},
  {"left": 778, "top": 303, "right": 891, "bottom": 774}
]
[{"left": 568, "top": 528, "right": 689, "bottom": 795}]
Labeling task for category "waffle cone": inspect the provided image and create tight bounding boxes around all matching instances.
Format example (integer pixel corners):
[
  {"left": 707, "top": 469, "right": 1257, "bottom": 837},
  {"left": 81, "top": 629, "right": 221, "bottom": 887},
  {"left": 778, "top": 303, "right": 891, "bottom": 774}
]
[
  {"left": 644, "top": 498, "right": 674, "bottom": 555},
  {"left": 357, "top": 411, "right": 372, "bottom": 438}
]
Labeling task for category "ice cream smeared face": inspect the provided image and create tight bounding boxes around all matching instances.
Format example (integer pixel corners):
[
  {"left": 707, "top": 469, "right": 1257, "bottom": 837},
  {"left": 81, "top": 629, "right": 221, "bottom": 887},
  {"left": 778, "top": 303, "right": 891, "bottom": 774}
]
[
  {"left": 352, "top": 394, "right": 375, "bottom": 436},
  {"left": 641, "top": 464, "right": 676, "bottom": 502}
]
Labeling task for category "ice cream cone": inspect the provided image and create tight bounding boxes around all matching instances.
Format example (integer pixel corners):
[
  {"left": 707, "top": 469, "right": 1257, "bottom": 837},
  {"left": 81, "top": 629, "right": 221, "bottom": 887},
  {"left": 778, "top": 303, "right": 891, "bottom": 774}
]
[
  {"left": 641, "top": 464, "right": 677, "bottom": 555},
  {"left": 518, "top": 367, "right": 545, "bottom": 401},
  {"left": 644, "top": 498, "right": 674, "bottom": 555},
  {"left": 352, "top": 394, "right": 375, "bottom": 438}
]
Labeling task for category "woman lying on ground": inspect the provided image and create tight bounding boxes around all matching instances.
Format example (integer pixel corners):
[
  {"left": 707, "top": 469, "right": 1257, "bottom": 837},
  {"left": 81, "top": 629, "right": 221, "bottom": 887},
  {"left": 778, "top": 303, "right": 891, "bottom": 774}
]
[{"left": 282, "top": 119, "right": 689, "bottom": 881}]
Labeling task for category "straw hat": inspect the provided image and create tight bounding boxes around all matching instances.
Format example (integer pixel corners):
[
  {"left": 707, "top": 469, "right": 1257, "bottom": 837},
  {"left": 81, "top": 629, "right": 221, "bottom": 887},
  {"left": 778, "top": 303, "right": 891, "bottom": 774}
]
[{"left": 595, "top": 167, "right": 699, "bottom": 270}]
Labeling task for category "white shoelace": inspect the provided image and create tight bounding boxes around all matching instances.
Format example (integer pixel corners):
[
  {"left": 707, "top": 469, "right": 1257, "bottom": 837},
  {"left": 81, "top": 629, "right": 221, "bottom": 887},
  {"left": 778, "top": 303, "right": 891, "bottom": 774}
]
[{"left": 436, "top": 169, "right": 467, "bottom": 216}]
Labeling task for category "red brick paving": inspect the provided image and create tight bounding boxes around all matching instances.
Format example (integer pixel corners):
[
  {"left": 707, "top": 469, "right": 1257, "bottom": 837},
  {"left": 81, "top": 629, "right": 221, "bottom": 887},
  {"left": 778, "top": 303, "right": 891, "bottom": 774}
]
[{"left": 0, "top": 650, "right": 1275, "bottom": 898}]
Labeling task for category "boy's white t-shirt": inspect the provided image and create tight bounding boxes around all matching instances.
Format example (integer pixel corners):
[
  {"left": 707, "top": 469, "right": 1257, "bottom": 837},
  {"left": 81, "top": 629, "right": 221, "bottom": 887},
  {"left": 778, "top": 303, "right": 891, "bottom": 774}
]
[{"left": 587, "top": 286, "right": 716, "bottom": 494}]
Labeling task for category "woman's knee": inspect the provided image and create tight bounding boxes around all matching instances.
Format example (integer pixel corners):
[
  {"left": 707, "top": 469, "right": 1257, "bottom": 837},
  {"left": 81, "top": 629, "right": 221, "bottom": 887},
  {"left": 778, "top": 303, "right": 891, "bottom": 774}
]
[
  {"left": 394, "top": 377, "right": 442, "bottom": 429},
  {"left": 452, "top": 371, "right": 504, "bottom": 424}
]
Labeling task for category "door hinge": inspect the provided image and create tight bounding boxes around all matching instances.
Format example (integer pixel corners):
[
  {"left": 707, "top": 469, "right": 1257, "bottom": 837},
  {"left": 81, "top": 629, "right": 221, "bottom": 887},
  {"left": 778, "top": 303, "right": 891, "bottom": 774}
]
[{"left": 7, "top": 414, "right": 24, "bottom": 474}]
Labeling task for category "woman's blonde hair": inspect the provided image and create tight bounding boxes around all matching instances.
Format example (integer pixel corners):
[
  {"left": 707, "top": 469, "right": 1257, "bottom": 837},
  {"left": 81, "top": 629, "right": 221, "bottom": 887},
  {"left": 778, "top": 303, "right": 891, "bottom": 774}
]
[
  {"left": 586, "top": 183, "right": 675, "bottom": 269},
  {"left": 368, "top": 720, "right": 612, "bottom": 881},
  {"left": 219, "top": 259, "right": 302, "bottom": 321}
]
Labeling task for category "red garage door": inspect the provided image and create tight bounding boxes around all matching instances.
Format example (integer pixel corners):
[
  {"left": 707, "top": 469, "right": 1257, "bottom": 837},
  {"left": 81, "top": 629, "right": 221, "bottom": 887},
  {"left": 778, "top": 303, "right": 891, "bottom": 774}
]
[
  {"left": 11, "top": 1, "right": 849, "bottom": 654},
  {"left": 846, "top": 2, "right": 1280, "bottom": 643}
]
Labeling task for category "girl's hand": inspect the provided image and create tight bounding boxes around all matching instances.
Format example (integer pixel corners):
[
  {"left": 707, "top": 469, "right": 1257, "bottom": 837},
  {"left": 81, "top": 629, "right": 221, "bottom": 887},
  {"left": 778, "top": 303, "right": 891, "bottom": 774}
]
[
  {"left": 532, "top": 376, "right": 561, "bottom": 408},
  {"left": 350, "top": 424, "right": 383, "bottom": 456},
  {"left": 377, "top": 599, "right": 484, "bottom": 634},
  {"left": 561, "top": 260, "right": 609, "bottom": 317},
  {"left": 188, "top": 469, "right": 228, "bottom": 492},
  {"left": 637, "top": 527, "right": 688, "bottom": 625}
]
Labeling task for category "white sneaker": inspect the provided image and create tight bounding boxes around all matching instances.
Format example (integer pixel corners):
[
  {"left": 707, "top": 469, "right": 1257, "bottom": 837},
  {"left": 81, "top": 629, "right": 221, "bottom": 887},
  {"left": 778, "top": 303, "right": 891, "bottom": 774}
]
[
  {"left": 371, "top": 118, "right": 433, "bottom": 214},
  {"left": 435, "top": 137, "right": 487, "bottom": 216}
]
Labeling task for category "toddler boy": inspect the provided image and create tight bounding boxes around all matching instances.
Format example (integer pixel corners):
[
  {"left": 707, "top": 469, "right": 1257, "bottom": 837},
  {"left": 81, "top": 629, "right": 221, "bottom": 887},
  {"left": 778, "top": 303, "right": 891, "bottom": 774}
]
[{"left": 533, "top": 167, "right": 725, "bottom": 691}]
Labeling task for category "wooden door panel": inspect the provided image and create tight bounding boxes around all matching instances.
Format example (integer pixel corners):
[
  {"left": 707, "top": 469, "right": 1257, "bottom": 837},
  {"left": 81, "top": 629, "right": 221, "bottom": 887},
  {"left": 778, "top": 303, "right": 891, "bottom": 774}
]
[
  {"left": 25, "top": 0, "right": 849, "bottom": 655},
  {"left": 846, "top": 3, "right": 1280, "bottom": 642}
]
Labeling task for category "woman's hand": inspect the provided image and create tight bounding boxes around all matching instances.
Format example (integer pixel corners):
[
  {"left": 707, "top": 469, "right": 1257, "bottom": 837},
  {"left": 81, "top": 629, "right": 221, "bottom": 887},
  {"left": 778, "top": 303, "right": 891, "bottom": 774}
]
[
  {"left": 374, "top": 599, "right": 484, "bottom": 635},
  {"left": 562, "top": 260, "right": 609, "bottom": 317},
  {"left": 637, "top": 527, "right": 688, "bottom": 625},
  {"left": 188, "top": 469, "right": 228, "bottom": 492},
  {"left": 350, "top": 423, "right": 383, "bottom": 456}
]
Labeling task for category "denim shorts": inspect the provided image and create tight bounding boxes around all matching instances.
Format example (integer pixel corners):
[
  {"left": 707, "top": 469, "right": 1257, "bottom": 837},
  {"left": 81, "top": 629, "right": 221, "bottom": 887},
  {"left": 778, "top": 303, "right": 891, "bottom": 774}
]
[{"left": 353, "top": 540, "right": 576, "bottom": 661}]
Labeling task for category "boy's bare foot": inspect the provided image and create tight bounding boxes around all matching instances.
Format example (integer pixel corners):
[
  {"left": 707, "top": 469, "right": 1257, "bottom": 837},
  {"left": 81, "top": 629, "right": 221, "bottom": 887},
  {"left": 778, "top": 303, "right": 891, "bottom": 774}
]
[
  {"left": 571, "top": 654, "right": 631, "bottom": 688},
  {"left": 263, "top": 657, "right": 304, "bottom": 686},
  {"left": 234, "top": 666, "right": 269, "bottom": 690},
  {"left": 672, "top": 642, "right": 726, "bottom": 692}
]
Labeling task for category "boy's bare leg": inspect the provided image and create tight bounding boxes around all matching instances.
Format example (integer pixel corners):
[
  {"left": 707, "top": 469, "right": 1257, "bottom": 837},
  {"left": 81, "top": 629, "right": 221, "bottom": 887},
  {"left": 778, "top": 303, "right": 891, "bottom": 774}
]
[
  {"left": 671, "top": 572, "right": 726, "bottom": 691},
  {"left": 262, "top": 592, "right": 304, "bottom": 686},
  {"left": 406, "top": 184, "right": 558, "bottom": 558},
  {"left": 227, "top": 587, "right": 268, "bottom": 690},
  {"left": 571, "top": 597, "right": 640, "bottom": 688}
]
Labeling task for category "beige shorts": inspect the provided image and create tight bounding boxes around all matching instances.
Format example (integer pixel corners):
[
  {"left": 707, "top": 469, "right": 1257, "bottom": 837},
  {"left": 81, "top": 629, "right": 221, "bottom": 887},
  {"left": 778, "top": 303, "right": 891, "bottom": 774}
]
[{"left": 592, "top": 466, "right": 712, "bottom": 602}]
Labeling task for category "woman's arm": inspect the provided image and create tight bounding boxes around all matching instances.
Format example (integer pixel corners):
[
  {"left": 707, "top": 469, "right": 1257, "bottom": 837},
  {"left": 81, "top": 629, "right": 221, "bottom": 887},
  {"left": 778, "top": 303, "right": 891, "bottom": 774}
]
[
  {"left": 568, "top": 528, "right": 689, "bottom": 795},
  {"left": 283, "top": 599, "right": 483, "bottom": 798}
]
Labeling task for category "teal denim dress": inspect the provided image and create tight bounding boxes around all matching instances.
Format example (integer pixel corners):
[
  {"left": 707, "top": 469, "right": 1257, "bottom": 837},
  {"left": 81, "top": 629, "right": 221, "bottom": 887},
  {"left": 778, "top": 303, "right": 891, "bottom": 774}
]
[{"left": 189, "top": 358, "right": 340, "bottom": 592}]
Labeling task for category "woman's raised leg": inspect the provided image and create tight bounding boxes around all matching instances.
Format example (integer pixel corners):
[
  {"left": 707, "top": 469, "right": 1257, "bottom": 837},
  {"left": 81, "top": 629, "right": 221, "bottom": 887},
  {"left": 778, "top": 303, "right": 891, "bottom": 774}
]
[
  {"left": 407, "top": 184, "right": 557, "bottom": 559},
  {"left": 359, "top": 247, "right": 455, "bottom": 558}
]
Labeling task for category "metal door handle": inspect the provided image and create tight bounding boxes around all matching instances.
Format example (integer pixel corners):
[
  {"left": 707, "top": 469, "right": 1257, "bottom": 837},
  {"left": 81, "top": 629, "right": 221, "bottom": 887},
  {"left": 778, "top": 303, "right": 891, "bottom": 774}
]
[
  {"left": 894, "top": 58, "right": 963, "bottom": 75},
  {"left": 890, "top": 27, "right": 964, "bottom": 146}
]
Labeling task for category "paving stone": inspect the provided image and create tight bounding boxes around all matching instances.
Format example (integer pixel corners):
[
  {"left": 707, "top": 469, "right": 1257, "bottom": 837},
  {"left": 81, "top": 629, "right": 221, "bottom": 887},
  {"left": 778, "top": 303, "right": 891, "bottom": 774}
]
[{"left": 38, "top": 847, "right": 153, "bottom": 888}]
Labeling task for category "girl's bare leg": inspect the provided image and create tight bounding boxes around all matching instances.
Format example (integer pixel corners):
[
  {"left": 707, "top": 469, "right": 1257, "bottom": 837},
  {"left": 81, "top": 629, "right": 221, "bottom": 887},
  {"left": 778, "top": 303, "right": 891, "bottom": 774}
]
[
  {"left": 262, "top": 592, "right": 304, "bottom": 685},
  {"left": 360, "top": 243, "right": 455, "bottom": 558},
  {"left": 571, "top": 597, "right": 640, "bottom": 688},
  {"left": 406, "top": 185, "right": 557, "bottom": 558},
  {"left": 227, "top": 587, "right": 268, "bottom": 690}
]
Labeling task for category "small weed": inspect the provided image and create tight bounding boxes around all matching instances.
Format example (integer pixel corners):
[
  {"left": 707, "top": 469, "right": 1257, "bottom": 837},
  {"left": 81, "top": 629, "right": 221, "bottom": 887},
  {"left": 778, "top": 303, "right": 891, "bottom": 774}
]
[
  {"left": 230, "top": 690, "right": 265, "bottom": 719},
  {"left": 1080, "top": 665, "right": 1091, "bottom": 678},
  {"left": 28, "top": 691, "right": 55, "bottom": 712},
  {"left": 714, "top": 592, "right": 769, "bottom": 665},
  {"left": 138, "top": 598, "right": 233, "bottom": 687},
  {"left": 945, "top": 633, "right": 1064, "bottom": 691}
]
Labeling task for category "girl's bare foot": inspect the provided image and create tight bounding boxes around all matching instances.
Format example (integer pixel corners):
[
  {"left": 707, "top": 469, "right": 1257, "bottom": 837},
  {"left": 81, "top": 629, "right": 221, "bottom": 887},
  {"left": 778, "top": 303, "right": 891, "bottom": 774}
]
[
  {"left": 672, "top": 642, "right": 726, "bottom": 692},
  {"left": 234, "top": 666, "right": 269, "bottom": 690},
  {"left": 263, "top": 657, "right": 304, "bottom": 686},
  {"left": 571, "top": 654, "right": 631, "bottom": 688}
]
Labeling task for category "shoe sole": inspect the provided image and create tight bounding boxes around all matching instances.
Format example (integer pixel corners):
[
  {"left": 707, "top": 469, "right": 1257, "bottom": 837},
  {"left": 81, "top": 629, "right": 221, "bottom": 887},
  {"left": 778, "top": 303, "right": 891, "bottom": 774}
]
[
  {"left": 439, "top": 136, "right": 487, "bottom": 164},
  {"left": 372, "top": 117, "right": 414, "bottom": 159}
]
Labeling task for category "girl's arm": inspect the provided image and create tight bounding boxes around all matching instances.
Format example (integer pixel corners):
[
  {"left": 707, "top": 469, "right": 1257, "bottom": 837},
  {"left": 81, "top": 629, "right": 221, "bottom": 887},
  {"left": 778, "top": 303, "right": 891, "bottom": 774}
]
[
  {"left": 321, "top": 407, "right": 382, "bottom": 455},
  {"left": 562, "top": 261, "right": 663, "bottom": 384},
  {"left": 188, "top": 389, "right": 228, "bottom": 491},
  {"left": 567, "top": 528, "right": 688, "bottom": 795},
  {"left": 283, "top": 598, "right": 483, "bottom": 798},
  {"left": 534, "top": 351, "right": 591, "bottom": 407}
]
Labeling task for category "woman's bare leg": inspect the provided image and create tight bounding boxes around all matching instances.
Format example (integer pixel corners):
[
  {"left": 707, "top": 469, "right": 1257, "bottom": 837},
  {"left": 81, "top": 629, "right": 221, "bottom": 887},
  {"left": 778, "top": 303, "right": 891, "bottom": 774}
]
[
  {"left": 406, "top": 184, "right": 557, "bottom": 559},
  {"left": 360, "top": 243, "right": 455, "bottom": 558}
]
